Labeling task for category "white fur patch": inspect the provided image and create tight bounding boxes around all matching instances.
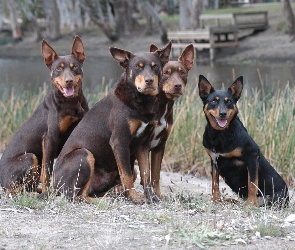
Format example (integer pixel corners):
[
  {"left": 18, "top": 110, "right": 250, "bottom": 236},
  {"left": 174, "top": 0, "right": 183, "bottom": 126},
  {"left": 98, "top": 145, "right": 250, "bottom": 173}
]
[
  {"left": 135, "top": 122, "right": 149, "bottom": 137},
  {"left": 209, "top": 151, "right": 227, "bottom": 165},
  {"left": 151, "top": 104, "right": 168, "bottom": 148}
]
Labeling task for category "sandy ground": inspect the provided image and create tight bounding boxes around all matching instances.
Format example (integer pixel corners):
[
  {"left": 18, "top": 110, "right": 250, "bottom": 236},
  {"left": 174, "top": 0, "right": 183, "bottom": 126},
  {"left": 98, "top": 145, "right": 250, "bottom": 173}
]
[{"left": 0, "top": 165, "right": 294, "bottom": 250}]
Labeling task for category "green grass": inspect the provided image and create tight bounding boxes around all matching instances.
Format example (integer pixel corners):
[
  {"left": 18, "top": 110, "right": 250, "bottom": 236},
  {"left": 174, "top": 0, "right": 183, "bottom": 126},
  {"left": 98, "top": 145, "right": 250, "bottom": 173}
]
[
  {"left": 0, "top": 75, "right": 294, "bottom": 182},
  {"left": 12, "top": 192, "right": 46, "bottom": 209}
]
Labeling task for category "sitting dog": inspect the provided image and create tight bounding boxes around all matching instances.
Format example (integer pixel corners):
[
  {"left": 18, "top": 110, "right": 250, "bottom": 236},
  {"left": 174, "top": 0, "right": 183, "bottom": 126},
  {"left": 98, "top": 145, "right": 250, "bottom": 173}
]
[
  {"left": 51, "top": 42, "right": 172, "bottom": 204},
  {"left": 198, "top": 75, "right": 289, "bottom": 207},
  {"left": 135, "top": 43, "right": 194, "bottom": 202},
  {"left": 0, "top": 36, "right": 88, "bottom": 194}
]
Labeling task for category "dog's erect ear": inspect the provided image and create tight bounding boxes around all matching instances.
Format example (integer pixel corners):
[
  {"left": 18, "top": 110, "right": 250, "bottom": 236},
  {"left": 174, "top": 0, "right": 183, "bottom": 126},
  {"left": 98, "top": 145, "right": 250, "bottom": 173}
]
[
  {"left": 198, "top": 75, "right": 214, "bottom": 101},
  {"left": 178, "top": 44, "right": 194, "bottom": 71},
  {"left": 110, "top": 47, "right": 134, "bottom": 69},
  {"left": 42, "top": 40, "right": 58, "bottom": 68},
  {"left": 154, "top": 40, "right": 172, "bottom": 66},
  {"left": 72, "top": 35, "right": 86, "bottom": 63},
  {"left": 229, "top": 76, "right": 243, "bottom": 101},
  {"left": 150, "top": 44, "right": 158, "bottom": 52}
]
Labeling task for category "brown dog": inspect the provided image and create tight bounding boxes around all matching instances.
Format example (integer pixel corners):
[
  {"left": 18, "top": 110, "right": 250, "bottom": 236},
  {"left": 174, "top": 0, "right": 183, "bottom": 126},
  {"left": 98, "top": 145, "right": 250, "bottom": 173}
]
[
  {"left": 135, "top": 43, "right": 194, "bottom": 202},
  {"left": 51, "top": 42, "right": 172, "bottom": 204},
  {"left": 0, "top": 36, "right": 88, "bottom": 194}
]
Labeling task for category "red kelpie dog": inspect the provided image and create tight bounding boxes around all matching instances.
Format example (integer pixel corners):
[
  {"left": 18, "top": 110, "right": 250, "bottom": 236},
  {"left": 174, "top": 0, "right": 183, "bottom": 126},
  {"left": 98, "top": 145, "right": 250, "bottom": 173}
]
[
  {"left": 135, "top": 43, "right": 194, "bottom": 202},
  {"left": 51, "top": 42, "right": 172, "bottom": 204},
  {"left": 198, "top": 75, "right": 289, "bottom": 207},
  {"left": 0, "top": 36, "right": 88, "bottom": 194}
]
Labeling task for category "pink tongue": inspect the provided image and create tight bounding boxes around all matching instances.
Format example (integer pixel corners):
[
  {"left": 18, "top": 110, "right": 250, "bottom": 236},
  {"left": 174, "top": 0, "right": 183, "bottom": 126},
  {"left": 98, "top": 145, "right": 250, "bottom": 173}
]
[
  {"left": 216, "top": 119, "right": 227, "bottom": 128},
  {"left": 62, "top": 86, "right": 75, "bottom": 97}
]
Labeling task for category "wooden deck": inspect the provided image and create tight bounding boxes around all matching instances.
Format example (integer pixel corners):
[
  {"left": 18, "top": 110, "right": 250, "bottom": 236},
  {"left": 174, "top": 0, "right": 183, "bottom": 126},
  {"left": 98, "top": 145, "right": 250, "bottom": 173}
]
[{"left": 168, "top": 11, "right": 268, "bottom": 61}]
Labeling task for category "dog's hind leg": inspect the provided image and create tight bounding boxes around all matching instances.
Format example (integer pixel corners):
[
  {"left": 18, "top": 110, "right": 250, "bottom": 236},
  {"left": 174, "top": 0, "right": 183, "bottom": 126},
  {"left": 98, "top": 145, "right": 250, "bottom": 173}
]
[
  {"left": 2, "top": 153, "right": 39, "bottom": 195},
  {"left": 53, "top": 148, "right": 95, "bottom": 202}
]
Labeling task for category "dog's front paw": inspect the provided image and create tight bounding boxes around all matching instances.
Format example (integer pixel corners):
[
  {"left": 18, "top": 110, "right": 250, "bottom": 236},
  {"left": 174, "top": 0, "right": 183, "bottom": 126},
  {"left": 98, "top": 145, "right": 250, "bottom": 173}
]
[
  {"left": 126, "top": 189, "right": 146, "bottom": 204},
  {"left": 144, "top": 186, "right": 160, "bottom": 204},
  {"left": 243, "top": 198, "right": 258, "bottom": 207}
]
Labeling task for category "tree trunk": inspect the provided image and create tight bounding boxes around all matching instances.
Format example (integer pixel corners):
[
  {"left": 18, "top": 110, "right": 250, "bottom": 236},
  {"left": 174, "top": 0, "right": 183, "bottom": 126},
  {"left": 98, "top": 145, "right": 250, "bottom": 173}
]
[
  {"left": 0, "top": 1, "right": 3, "bottom": 31},
  {"left": 282, "top": 0, "right": 295, "bottom": 41},
  {"left": 6, "top": 0, "right": 22, "bottom": 42},
  {"left": 192, "top": 0, "right": 203, "bottom": 28},
  {"left": 82, "top": 0, "right": 118, "bottom": 41},
  {"left": 112, "top": 0, "right": 126, "bottom": 37},
  {"left": 142, "top": 0, "right": 168, "bottom": 44},
  {"left": 179, "top": 0, "right": 192, "bottom": 30},
  {"left": 43, "top": 0, "right": 61, "bottom": 40}
]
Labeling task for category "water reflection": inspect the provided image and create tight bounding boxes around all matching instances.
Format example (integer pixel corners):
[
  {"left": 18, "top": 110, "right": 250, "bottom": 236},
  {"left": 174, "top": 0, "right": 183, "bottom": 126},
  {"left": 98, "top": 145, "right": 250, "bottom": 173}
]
[{"left": 0, "top": 57, "right": 294, "bottom": 95}]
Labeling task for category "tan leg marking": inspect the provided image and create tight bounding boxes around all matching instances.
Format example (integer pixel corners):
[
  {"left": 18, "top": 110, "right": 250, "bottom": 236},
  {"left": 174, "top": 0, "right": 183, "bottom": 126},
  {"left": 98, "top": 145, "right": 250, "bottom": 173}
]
[
  {"left": 136, "top": 146, "right": 150, "bottom": 189},
  {"left": 212, "top": 166, "right": 221, "bottom": 201},
  {"left": 40, "top": 137, "right": 48, "bottom": 193},
  {"left": 245, "top": 170, "right": 258, "bottom": 206},
  {"left": 78, "top": 149, "right": 95, "bottom": 201}
]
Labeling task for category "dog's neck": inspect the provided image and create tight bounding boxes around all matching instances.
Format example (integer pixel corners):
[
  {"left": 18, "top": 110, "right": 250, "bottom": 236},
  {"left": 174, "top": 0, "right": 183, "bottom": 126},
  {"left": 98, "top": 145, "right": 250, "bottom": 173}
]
[{"left": 155, "top": 91, "right": 174, "bottom": 119}]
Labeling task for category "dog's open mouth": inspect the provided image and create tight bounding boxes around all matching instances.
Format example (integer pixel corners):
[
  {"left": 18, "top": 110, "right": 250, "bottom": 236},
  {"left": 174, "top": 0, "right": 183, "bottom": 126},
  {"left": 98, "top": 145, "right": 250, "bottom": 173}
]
[
  {"left": 60, "top": 85, "right": 76, "bottom": 97},
  {"left": 212, "top": 116, "right": 228, "bottom": 128}
]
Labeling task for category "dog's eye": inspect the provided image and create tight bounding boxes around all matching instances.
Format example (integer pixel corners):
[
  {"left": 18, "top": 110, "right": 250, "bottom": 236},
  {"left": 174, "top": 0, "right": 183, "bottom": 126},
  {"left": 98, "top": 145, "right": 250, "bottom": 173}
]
[
  {"left": 163, "top": 71, "right": 169, "bottom": 75},
  {"left": 152, "top": 64, "right": 158, "bottom": 69},
  {"left": 134, "top": 64, "right": 142, "bottom": 70},
  {"left": 181, "top": 71, "right": 186, "bottom": 76},
  {"left": 226, "top": 99, "right": 232, "bottom": 104},
  {"left": 211, "top": 99, "right": 218, "bottom": 104},
  {"left": 56, "top": 66, "right": 63, "bottom": 72},
  {"left": 72, "top": 65, "right": 78, "bottom": 70}
]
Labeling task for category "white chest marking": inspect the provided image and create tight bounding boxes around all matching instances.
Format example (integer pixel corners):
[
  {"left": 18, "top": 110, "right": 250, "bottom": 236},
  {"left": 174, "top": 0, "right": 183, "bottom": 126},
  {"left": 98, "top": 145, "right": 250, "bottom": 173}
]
[
  {"left": 151, "top": 104, "right": 168, "bottom": 148},
  {"left": 135, "top": 122, "right": 149, "bottom": 137},
  {"left": 210, "top": 151, "right": 226, "bottom": 165}
]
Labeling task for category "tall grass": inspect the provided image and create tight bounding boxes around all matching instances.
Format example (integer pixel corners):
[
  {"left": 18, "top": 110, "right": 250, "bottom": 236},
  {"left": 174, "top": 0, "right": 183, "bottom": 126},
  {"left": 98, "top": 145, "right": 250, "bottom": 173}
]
[{"left": 0, "top": 77, "right": 294, "bottom": 184}]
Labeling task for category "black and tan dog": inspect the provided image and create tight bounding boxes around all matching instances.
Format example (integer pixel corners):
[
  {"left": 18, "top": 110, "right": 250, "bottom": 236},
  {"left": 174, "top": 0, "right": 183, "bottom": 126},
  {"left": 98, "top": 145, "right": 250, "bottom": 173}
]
[
  {"left": 198, "top": 75, "right": 289, "bottom": 207},
  {"left": 51, "top": 42, "right": 172, "bottom": 204},
  {"left": 0, "top": 36, "right": 88, "bottom": 194},
  {"left": 135, "top": 43, "right": 194, "bottom": 202}
]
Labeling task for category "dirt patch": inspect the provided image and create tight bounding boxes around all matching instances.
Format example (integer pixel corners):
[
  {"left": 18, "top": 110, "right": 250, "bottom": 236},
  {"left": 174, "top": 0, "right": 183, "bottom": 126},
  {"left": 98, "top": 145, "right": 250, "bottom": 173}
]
[{"left": 0, "top": 168, "right": 294, "bottom": 250}]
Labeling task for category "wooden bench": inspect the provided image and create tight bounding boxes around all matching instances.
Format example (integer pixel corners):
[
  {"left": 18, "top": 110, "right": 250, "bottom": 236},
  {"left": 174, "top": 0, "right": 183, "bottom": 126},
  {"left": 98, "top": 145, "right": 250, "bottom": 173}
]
[
  {"left": 199, "top": 13, "right": 235, "bottom": 28},
  {"left": 233, "top": 11, "right": 268, "bottom": 31},
  {"left": 168, "top": 25, "right": 238, "bottom": 61},
  {"left": 168, "top": 11, "right": 268, "bottom": 60}
]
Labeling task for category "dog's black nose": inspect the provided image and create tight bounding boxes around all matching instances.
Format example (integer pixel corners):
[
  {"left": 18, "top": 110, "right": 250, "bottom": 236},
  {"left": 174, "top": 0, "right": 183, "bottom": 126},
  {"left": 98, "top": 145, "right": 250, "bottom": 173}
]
[
  {"left": 174, "top": 83, "right": 182, "bottom": 90},
  {"left": 65, "top": 77, "right": 73, "bottom": 85},
  {"left": 219, "top": 110, "right": 226, "bottom": 118},
  {"left": 145, "top": 78, "right": 154, "bottom": 85}
]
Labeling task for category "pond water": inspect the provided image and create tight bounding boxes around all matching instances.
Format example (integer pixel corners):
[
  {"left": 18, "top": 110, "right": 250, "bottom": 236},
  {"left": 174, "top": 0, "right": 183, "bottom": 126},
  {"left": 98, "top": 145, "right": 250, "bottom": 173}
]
[{"left": 0, "top": 57, "right": 295, "bottom": 96}]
